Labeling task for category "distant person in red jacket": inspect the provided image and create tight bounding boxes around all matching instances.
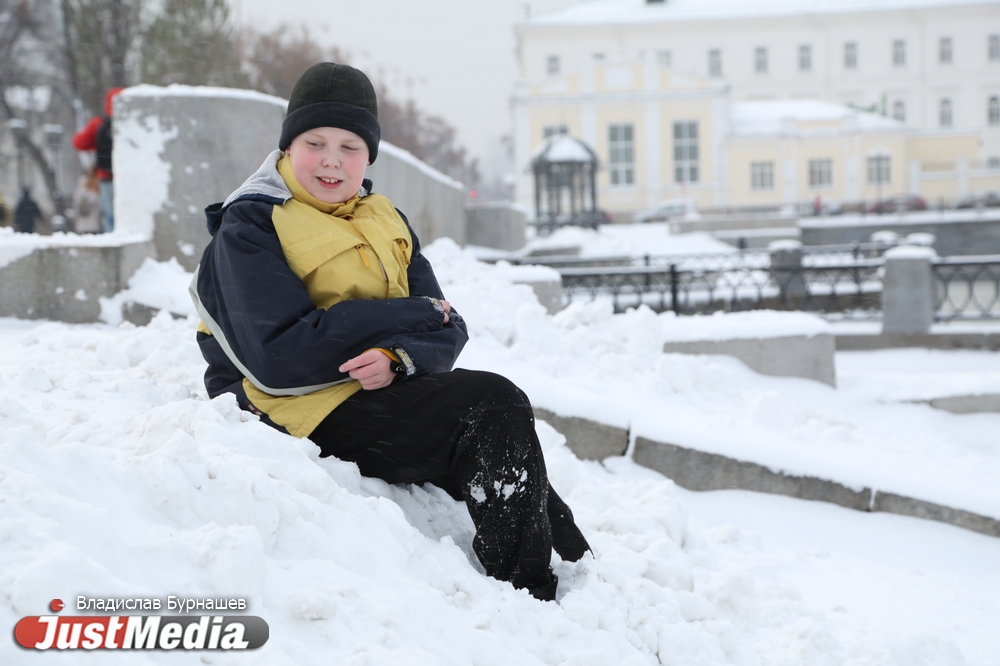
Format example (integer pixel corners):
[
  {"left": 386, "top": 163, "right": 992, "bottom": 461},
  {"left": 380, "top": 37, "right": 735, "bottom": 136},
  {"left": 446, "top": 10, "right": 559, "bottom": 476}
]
[{"left": 72, "top": 87, "right": 124, "bottom": 233}]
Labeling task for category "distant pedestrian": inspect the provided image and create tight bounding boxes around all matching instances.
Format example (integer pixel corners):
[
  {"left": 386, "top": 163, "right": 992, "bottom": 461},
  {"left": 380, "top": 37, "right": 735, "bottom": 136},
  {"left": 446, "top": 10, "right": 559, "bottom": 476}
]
[
  {"left": 14, "top": 188, "right": 43, "bottom": 234},
  {"left": 72, "top": 87, "right": 124, "bottom": 233},
  {"left": 72, "top": 167, "right": 102, "bottom": 234}
]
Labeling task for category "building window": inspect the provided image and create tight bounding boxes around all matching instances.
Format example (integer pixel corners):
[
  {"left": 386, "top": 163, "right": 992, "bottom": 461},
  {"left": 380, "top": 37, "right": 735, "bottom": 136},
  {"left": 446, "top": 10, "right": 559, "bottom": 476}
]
[
  {"left": 657, "top": 50, "right": 672, "bottom": 67},
  {"left": 939, "top": 37, "right": 952, "bottom": 64},
  {"left": 799, "top": 45, "right": 812, "bottom": 72},
  {"left": 940, "top": 98, "right": 953, "bottom": 127},
  {"left": 989, "top": 157, "right": 1000, "bottom": 169},
  {"left": 893, "top": 100, "right": 906, "bottom": 122},
  {"left": 809, "top": 159, "right": 833, "bottom": 188},
  {"left": 755, "top": 47, "right": 768, "bottom": 74},
  {"left": 592, "top": 52, "right": 606, "bottom": 61},
  {"left": 673, "top": 121, "right": 699, "bottom": 183},
  {"left": 844, "top": 42, "right": 857, "bottom": 69},
  {"left": 708, "top": 49, "right": 722, "bottom": 77},
  {"left": 546, "top": 55, "right": 560, "bottom": 75},
  {"left": 543, "top": 125, "right": 568, "bottom": 139},
  {"left": 750, "top": 162, "right": 774, "bottom": 190},
  {"left": 990, "top": 35, "right": 1000, "bottom": 61},
  {"left": 867, "top": 155, "right": 891, "bottom": 185},
  {"left": 893, "top": 39, "right": 906, "bottom": 67},
  {"left": 989, "top": 96, "right": 1000, "bottom": 126},
  {"left": 608, "top": 123, "right": 635, "bottom": 186}
]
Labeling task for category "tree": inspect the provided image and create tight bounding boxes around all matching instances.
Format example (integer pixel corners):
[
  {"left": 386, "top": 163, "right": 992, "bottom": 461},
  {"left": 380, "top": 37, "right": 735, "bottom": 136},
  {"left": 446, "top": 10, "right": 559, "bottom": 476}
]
[
  {"left": 240, "top": 25, "right": 479, "bottom": 190},
  {"left": 241, "top": 24, "right": 342, "bottom": 100},
  {"left": 61, "top": 0, "right": 143, "bottom": 120},
  {"left": 140, "top": 0, "right": 245, "bottom": 88}
]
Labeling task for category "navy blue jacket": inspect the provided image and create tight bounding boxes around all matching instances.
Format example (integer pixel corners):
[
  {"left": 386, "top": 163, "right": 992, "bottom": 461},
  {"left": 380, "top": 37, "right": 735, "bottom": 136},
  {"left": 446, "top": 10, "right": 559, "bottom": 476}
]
[{"left": 192, "top": 153, "right": 468, "bottom": 427}]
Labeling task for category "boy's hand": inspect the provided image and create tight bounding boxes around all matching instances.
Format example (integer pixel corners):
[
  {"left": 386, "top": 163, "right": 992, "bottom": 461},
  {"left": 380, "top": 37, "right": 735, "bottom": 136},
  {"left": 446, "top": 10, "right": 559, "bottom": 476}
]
[
  {"left": 441, "top": 299, "right": 451, "bottom": 325},
  {"left": 340, "top": 350, "right": 395, "bottom": 390}
]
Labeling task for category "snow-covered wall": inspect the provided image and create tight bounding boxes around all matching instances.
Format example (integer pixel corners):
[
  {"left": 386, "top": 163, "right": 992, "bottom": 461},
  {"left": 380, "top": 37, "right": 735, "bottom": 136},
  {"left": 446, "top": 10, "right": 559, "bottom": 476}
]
[
  {"left": 114, "top": 85, "right": 287, "bottom": 271},
  {"left": 114, "top": 86, "right": 468, "bottom": 266},
  {"left": 366, "top": 142, "right": 467, "bottom": 246}
]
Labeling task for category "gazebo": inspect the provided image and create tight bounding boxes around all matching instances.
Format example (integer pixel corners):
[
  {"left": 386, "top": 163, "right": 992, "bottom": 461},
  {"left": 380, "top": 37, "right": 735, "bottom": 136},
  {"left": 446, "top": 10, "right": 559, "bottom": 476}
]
[{"left": 530, "top": 135, "right": 603, "bottom": 235}]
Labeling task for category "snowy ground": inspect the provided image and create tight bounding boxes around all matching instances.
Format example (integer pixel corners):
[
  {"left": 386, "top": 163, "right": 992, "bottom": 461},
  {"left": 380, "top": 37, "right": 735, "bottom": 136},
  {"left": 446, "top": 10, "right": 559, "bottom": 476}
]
[{"left": 2, "top": 235, "right": 999, "bottom": 665}]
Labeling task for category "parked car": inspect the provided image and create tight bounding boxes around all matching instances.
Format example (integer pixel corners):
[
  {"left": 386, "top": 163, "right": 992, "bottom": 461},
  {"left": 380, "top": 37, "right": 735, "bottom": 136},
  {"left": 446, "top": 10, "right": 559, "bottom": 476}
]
[
  {"left": 633, "top": 199, "right": 698, "bottom": 224},
  {"left": 866, "top": 194, "right": 927, "bottom": 214},
  {"left": 955, "top": 191, "right": 1000, "bottom": 209}
]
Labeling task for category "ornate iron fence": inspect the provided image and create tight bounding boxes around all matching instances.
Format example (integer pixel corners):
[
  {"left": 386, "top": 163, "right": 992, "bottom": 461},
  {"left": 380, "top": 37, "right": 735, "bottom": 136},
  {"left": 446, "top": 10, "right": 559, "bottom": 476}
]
[
  {"left": 933, "top": 256, "right": 1000, "bottom": 320},
  {"left": 559, "top": 260, "right": 884, "bottom": 318},
  {"left": 521, "top": 248, "right": 1000, "bottom": 321}
]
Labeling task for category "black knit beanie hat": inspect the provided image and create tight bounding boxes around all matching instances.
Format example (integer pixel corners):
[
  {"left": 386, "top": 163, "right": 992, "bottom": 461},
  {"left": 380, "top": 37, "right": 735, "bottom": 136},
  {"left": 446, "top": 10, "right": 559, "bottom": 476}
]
[{"left": 279, "top": 62, "right": 381, "bottom": 163}]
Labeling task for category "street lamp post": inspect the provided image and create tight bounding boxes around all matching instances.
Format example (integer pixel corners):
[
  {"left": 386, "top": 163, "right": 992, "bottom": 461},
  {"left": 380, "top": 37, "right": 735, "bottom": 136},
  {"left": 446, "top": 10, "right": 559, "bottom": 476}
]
[{"left": 6, "top": 118, "right": 27, "bottom": 193}]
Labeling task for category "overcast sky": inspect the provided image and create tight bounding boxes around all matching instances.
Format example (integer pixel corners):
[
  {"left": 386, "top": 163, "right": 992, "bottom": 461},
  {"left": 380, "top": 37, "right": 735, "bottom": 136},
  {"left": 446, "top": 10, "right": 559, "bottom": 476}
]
[{"left": 234, "top": 0, "right": 576, "bottom": 180}]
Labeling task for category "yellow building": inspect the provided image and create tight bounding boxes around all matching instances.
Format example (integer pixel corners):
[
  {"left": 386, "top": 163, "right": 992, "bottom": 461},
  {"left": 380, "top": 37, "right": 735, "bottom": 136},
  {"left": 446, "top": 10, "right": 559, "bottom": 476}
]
[{"left": 513, "top": 55, "right": 999, "bottom": 218}]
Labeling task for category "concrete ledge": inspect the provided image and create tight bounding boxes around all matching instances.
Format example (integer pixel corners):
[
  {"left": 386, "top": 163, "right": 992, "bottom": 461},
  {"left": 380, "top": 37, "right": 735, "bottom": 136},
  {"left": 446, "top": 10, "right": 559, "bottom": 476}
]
[
  {"left": 662, "top": 333, "right": 837, "bottom": 387},
  {"left": 534, "top": 408, "right": 628, "bottom": 460},
  {"left": 925, "top": 394, "right": 1000, "bottom": 414},
  {"left": 872, "top": 491, "right": 1000, "bottom": 538},
  {"left": 633, "top": 437, "right": 871, "bottom": 511},
  {"left": 0, "top": 241, "right": 155, "bottom": 323},
  {"left": 836, "top": 332, "right": 1000, "bottom": 351},
  {"left": 632, "top": 435, "right": 1000, "bottom": 539}
]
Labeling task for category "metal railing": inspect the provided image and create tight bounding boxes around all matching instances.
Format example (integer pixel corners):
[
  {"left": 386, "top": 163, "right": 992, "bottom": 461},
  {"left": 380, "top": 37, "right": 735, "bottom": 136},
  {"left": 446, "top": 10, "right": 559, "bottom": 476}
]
[
  {"left": 934, "top": 256, "right": 1000, "bottom": 321},
  {"left": 509, "top": 241, "right": 896, "bottom": 272},
  {"left": 559, "top": 260, "right": 884, "bottom": 319},
  {"left": 514, "top": 246, "right": 1000, "bottom": 321}
]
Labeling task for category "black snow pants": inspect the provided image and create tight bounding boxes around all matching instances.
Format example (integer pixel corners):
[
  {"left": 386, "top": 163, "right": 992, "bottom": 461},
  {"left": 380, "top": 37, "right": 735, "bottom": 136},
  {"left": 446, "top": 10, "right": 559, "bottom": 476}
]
[{"left": 309, "top": 369, "right": 591, "bottom": 600}]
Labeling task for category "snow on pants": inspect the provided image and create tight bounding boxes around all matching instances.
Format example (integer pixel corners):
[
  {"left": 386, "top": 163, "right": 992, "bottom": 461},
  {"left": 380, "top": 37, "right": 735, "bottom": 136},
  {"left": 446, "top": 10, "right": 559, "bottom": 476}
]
[{"left": 309, "top": 368, "right": 591, "bottom": 600}]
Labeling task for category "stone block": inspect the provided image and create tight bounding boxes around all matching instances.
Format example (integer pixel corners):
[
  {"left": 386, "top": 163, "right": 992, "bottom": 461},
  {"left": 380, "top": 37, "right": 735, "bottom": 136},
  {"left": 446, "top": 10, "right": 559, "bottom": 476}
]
[
  {"left": 121, "top": 301, "right": 187, "bottom": 326},
  {"left": 465, "top": 203, "right": 526, "bottom": 251},
  {"left": 881, "top": 247, "right": 936, "bottom": 335},
  {"left": 516, "top": 278, "right": 563, "bottom": 315},
  {"left": 662, "top": 333, "right": 837, "bottom": 387},
  {"left": 872, "top": 491, "right": 1000, "bottom": 538},
  {"left": 926, "top": 394, "right": 1000, "bottom": 414},
  {"left": 0, "top": 241, "right": 155, "bottom": 322},
  {"left": 115, "top": 87, "right": 286, "bottom": 272},
  {"left": 633, "top": 437, "right": 872, "bottom": 511},
  {"left": 534, "top": 407, "right": 628, "bottom": 460}
]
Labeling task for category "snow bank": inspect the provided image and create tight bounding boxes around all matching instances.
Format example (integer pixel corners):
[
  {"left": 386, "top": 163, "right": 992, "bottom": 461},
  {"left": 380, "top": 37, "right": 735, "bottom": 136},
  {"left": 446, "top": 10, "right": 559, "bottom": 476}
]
[
  {"left": 524, "top": 224, "right": 735, "bottom": 258},
  {"left": 660, "top": 310, "right": 831, "bottom": 342},
  {"left": 98, "top": 256, "right": 199, "bottom": 325},
  {"left": 424, "top": 240, "right": 1000, "bottom": 521},
  {"left": 2, "top": 237, "right": 996, "bottom": 663}
]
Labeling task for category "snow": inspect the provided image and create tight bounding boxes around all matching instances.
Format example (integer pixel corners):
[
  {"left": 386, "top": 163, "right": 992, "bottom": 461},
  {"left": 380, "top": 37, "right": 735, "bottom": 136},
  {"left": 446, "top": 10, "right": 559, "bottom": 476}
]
[
  {"left": 98, "top": 257, "right": 199, "bottom": 325},
  {"left": 532, "top": 134, "right": 595, "bottom": 163},
  {"left": 730, "top": 100, "right": 902, "bottom": 136},
  {"left": 113, "top": 99, "right": 179, "bottom": 238},
  {"left": 526, "top": 0, "right": 997, "bottom": 26},
  {"left": 121, "top": 84, "right": 286, "bottom": 108},
  {"left": 800, "top": 209, "right": 1000, "bottom": 229},
  {"left": 660, "top": 310, "right": 831, "bottom": 342},
  {"left": 2, "top": 235, "right": 1000, "bottom": 664},
  {"left": 0, "top": 227, "right": 149, "bottom": 270},
  {"left": 883, "top": 245, "right": 938, "bottom": 260},
  {"left": 522, "top": 223, "right": 736, "bottom": 258},
  {"left": 837, "top": 347, "right": 1000, "bottom": 403}
]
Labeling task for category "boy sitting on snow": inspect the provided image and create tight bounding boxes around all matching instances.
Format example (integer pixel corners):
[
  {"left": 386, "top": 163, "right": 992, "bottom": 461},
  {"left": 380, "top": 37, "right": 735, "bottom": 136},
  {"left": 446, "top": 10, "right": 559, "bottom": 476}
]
[{"left": 190, "top": 62, "right": 590, "bottom": 600}]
